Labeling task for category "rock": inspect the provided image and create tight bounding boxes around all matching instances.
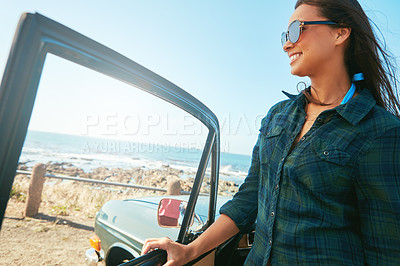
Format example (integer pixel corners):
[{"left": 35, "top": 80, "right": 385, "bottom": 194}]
[
  {"left": 17, "top": 164, "right": 28, "bottom": 171},
  {"left": 167, "top": 179, "right": 181, "bottom": 195}
]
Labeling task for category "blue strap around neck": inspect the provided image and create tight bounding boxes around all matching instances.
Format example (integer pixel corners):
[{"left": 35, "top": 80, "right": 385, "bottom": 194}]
[{"left": 341, "top": 83, "right": 356, "bottom": 105}]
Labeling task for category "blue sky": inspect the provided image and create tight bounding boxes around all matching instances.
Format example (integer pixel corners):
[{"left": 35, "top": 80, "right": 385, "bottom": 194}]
[{"left": 1, "top": 0, "right": 399, "bottom": 155}]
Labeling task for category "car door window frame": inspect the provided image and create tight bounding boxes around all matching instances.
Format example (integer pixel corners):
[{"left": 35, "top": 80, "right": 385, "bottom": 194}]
[{"left": 0, "top": 13, "right": 220, "bottom": 244}]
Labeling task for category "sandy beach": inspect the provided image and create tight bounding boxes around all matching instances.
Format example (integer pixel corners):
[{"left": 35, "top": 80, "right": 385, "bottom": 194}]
[{"left": 1, "top": 162, "right": 238, "bottom": 265}]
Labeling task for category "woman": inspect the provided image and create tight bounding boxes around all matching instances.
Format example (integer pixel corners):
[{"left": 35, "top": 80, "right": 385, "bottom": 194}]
[{"left": 142, "top": 0, "right": 400, "bottom": 265}]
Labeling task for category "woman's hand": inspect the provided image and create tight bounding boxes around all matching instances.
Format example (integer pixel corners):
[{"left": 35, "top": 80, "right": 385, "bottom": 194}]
[
  {"left": 141, "top": 237, "right": 195, "bottom": 266},
  {"left": 141, "top": 215, "right": 239, "bottom": 266}
]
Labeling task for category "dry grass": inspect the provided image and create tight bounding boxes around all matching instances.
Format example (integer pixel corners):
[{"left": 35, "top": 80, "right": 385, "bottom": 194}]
[
  {"left": 10, "top": 174, "right": 160, "bottom": 219},
  {"left": 9, "top": 163, "right": 238, "bottom": 220},
  {"left": 3, "top": 165, "right": 237, "bottom": 265}
]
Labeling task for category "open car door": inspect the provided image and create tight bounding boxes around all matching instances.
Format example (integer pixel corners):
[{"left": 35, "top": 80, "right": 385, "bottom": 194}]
[{"left": 0, "top": 13, "right": 222, "bottom": 266}]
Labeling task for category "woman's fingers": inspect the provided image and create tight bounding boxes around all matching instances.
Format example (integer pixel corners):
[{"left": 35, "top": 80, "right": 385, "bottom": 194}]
[
  {"left": 141, "top": 237, "right": 191, "bottom": 266},
  {"left": 141, "top": 237, "right": 172, "bottom": 255}
]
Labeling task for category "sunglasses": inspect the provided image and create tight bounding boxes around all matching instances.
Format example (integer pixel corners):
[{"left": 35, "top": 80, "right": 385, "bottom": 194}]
[{"left": 281, "top": 20, "right": 337, "bottom": 47}]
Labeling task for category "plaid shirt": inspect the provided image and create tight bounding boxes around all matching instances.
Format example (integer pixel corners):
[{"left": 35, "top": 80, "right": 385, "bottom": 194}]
[{"left": 220, "top": 88, "right": 400, "bottom": 265}]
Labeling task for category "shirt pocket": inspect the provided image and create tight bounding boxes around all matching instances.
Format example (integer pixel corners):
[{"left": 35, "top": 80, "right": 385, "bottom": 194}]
[
  {"left": 259, "top": 125, "right": 284, "bottom": 165},
  {"left": 259, "top": 126, "right": 285, "bottom": 189},
  {"left": 292, "top": 140, "right": 353, "bottom": 195},
  {"left": 314, "top": 145, "right": 352, "bottom": 166}
]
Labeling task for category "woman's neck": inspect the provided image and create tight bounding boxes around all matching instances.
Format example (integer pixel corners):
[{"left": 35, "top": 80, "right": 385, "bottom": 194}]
[{"left": 309, "top": 73, "right": 352, "bottom": 105}]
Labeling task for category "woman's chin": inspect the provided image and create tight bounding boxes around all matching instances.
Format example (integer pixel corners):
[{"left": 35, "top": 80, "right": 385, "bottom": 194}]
[{"left": 290, "top": 68, "right": 307, "bottom": 77}]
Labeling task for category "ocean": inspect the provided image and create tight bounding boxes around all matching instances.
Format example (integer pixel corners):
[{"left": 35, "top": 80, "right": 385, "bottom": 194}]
[{"left": 19, "top": 130, "right": 251, "bottom": 185}]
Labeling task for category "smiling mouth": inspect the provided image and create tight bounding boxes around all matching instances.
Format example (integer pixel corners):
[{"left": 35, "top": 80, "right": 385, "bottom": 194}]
[{"left": 290, "top": 53, "right": 302, "bottom": 63}]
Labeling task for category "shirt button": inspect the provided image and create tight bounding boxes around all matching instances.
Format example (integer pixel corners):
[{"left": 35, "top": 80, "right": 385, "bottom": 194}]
[
  {"left": 275, "top": 184, "right": 279, "bottom": 190},
  {"left": 281, "top": 157, "right": 285, "bottom": 162},
  {"left": 301, "top": 136, "right": 306, "bottom": 141},
  {"left": 317, "top": 118, "right": 323, "bottom": 123},
  {"left": 323, "top": 151, "right": 329, "bottom": 156},
  {"left": 269, "top": 239, "right": 272, "bottom": 246},
  {"left": 271, "top": 211, "right": 275, "bottom": 217}
]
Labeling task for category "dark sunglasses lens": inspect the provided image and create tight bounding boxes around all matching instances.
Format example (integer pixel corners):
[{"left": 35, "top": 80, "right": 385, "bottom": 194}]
[
  {"left": 281, "top": 32, "right": 287, "bottom": 46},
  {"left": 288, "top": 20, "right": 301, "bottom": 43}
]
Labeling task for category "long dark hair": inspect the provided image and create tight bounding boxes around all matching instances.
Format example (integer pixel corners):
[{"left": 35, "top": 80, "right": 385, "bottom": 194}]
[{"left": 295, "top": 0, "right": 400, "bottom": 117}]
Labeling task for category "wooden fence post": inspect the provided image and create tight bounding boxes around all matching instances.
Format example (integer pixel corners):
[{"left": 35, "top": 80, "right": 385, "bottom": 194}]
[
  {"left": 167, "top": 179, "right": 182, "bottom": 195},
  {"left": 24, "top": 163, "right": 46, "bottom": 217}
]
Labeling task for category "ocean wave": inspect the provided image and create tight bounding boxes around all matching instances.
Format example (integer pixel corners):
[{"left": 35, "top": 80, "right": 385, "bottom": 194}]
[{"left": 20, "top": 130, "right": 250, "bottom": 183}]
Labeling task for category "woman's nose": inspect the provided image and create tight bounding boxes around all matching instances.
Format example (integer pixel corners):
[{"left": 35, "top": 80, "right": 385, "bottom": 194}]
[{"left": 283, "top": 40, "right": 294, "bottom": 52}]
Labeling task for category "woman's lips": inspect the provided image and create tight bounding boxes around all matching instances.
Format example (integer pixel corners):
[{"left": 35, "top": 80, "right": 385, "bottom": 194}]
[{"left": 289, "top": 52, "right": 302, "bottom": 64}]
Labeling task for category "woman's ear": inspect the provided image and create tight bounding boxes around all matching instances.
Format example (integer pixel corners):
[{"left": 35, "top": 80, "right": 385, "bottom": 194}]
[{"left": 335, "top": 27, "right": 351, "bottom": 46}]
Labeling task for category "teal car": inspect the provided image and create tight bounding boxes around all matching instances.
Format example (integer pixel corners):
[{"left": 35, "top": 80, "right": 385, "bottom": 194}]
[{"left": 86, "top": 195, "right": 235, "bottom": 265}]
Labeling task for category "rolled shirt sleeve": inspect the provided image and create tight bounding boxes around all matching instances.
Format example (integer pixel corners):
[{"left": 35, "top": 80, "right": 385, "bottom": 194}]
[{"left": 219, "top": 136, "right": 260, "bottom": 233}]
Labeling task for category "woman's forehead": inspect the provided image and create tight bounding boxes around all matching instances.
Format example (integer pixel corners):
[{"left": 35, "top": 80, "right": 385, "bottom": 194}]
[{"left": 287, "top": 4, "right": 326, "bottom": 26}]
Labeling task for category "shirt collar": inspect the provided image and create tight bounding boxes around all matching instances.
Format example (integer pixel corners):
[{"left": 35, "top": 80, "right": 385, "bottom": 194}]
[
  {"left": 282, "top": 90, "right": 303, "bottom": 101},
  {"left": 335, "top": 88, "right": 376, "bottom": 125},
  {"left": 282, "top": 90, "right": 307, "bottom": 111},
  {"left": 282, "top": 88, "right": 376, "bottom": 126}
]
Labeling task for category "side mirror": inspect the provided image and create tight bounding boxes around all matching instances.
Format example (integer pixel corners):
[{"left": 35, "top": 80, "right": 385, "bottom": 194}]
[{"left": 157, "top": 198, "right": 192, "bottom": 228}]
